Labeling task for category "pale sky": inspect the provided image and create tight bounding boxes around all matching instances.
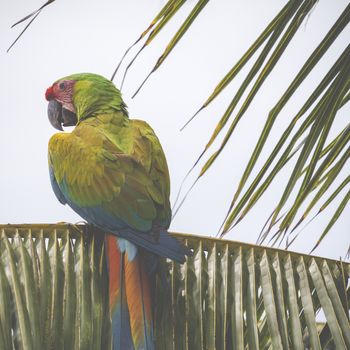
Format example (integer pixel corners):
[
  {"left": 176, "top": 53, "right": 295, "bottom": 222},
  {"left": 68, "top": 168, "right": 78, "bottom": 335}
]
[{"left": 0, "top": 0, "right": 349, "bottom": 260}]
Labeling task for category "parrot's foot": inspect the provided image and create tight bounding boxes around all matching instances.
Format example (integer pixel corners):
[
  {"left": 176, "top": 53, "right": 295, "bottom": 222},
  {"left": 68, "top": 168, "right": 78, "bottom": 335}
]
[
  {"left": 74, "top": 220, "right": 88, "bottom": 225},
  {"left": 54, "top": 221, "right": 88, "bottom": 234}
]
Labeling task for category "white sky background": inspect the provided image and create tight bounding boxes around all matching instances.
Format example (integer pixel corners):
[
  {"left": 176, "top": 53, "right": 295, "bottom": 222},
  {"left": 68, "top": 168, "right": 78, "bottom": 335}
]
[{"left": 0, "top": 0, "right": 349, "bottom": 260}]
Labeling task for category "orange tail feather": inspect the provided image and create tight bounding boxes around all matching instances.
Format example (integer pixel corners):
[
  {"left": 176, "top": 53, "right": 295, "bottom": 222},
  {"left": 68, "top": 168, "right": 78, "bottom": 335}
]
[
  {"left": 125, "top": 251, "right": 154, "bottom": 349},
  {"left": 106, "top": 235, "right": 154, "bottom": 350}
]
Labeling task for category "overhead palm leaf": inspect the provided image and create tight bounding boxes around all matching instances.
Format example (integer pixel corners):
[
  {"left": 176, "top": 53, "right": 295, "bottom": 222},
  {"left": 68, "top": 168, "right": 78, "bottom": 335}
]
[
  {"left": 7, "top": 0, "right": 55, "bottom": 52},
  {"left": 117, "top": 0, "right": 350, "bottom": 249}
]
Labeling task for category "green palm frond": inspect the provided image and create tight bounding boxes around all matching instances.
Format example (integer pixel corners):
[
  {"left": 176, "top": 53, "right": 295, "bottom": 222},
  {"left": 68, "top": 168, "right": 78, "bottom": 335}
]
[
  {"left": 1, "top": 224, "right": 349, "bottom": 349},
  {"left": 120, "top": 0, "right": 350, "bottom": 247},
  {"left": 0, "top": 225, "right": 110, "bottom": 350},
  {"left": 158, "top": 231, "right": 350, "bottom": 349},
  {"left": 7, "top": 0, "right": 55, "bottom": 52}
]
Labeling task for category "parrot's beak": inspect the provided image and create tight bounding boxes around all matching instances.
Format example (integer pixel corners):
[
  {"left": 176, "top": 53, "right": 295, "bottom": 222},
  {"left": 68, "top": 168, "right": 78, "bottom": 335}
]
[
  {"left": 48, "top": 100, "right": 63, "bottom": 131},
  {"left": 47, "top": 100, "right": 77, "bottom": 131}
]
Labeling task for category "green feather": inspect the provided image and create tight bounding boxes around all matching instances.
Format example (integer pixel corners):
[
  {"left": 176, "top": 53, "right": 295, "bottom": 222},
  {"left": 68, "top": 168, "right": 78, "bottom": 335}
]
[{"left": 49, "top": 73, "right": 171, "bottom": 232}]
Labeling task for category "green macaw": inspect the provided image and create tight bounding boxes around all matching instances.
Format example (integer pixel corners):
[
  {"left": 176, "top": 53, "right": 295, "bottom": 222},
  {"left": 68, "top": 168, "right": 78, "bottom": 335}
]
[{"left": 45, "top": 73, "right": 189, "bottom": 350}]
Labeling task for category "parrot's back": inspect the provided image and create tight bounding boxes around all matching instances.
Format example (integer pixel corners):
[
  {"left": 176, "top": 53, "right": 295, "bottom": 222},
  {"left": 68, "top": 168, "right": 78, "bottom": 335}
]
[{"left": 49, "top": 112, "right": 188, "bottom": 260}]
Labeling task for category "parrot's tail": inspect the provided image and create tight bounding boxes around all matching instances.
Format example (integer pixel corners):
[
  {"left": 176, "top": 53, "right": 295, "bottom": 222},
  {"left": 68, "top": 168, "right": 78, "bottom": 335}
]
[{"left": 106, "top": 234, "right": 155, "bottom": 350}]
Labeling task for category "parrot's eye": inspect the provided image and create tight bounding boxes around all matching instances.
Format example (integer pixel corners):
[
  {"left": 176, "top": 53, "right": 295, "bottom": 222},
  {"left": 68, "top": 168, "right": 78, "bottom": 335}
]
[{"left": 59, "top": 82, "right": 66, "bottom": 90}]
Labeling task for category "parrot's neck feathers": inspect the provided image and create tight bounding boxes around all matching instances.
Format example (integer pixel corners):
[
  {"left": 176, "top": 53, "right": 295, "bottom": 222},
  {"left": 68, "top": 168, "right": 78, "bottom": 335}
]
[
  {"left": 70, "top": 76, "right": 128, "bottom": 121},
  {"left": 74, "top": 95, "right": 128, "bottom": 121}
]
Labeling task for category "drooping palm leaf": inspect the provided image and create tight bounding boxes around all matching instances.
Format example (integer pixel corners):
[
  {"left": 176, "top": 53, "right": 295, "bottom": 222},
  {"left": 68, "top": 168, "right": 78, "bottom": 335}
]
[
  {"left": 289, "top": 146, "right": 350, "bottom": 236},
  {"left": 311, "top": 188, "right": 350, "bottom": 253},
  {"left": 131, "top": 0, "right": 210, "bottom": 97},
  {"left": 217, "top": 4, "right": 349, "bottom": 246},
  {"left": 111, "top": 0, "right": 186, "bottom": 82},
  {"left": 117, "top": 0, "right": 350, "bottom": 248},
  {"left": 7, "top": 0, "right": 55, "bottom": 52}
]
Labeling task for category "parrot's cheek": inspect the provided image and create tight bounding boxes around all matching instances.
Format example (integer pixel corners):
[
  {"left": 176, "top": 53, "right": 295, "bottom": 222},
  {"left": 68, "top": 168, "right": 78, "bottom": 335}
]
[{"left": 48, "top": 100, "right": 64, "bottom": 131}]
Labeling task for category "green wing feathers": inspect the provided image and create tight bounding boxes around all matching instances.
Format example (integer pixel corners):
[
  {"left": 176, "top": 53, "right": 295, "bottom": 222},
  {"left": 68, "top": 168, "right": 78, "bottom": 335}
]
[{"left": 49, "top": 113, "right": 171, "bottom": 232}]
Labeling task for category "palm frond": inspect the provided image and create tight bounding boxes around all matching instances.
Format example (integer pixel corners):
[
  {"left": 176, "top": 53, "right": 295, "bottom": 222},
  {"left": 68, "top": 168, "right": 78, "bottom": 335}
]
[
  {"left": 7, "top": 0, "right": 55, "bottom": 52},
  {"left": 0, "top": 225, "right": 110, "bottom": 350},
  {"left": 132, "top": 0, "right": 210, "bottom": 97},
  {"left": 1, "top": 224, "right": 349, "bottom": 349},
  {"left": 159, "top": 229, "right": 350, "bottom": 349},
  {"left": 111, "top": 0, "right": 186, "bottom": 82},
  {"left": 121, "top": 0, "right": 350, "bottom": 248}
]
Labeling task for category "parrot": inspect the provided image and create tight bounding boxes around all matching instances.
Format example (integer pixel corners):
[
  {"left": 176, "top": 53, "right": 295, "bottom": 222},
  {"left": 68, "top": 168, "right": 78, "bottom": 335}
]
[{"left": 45, "top": 73, "right": 190, "bottom": 350}]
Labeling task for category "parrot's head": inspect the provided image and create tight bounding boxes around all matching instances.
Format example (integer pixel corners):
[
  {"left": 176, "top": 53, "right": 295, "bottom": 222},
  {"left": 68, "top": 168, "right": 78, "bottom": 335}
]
[{"left": 45, "top": 73, "right": 127, "bottom": 131}]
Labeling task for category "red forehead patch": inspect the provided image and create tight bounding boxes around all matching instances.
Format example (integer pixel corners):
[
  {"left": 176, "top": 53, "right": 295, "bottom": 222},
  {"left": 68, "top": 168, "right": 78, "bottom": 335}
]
[{"left": 45, "top": 86, "right": 55, "bottom": 101}]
